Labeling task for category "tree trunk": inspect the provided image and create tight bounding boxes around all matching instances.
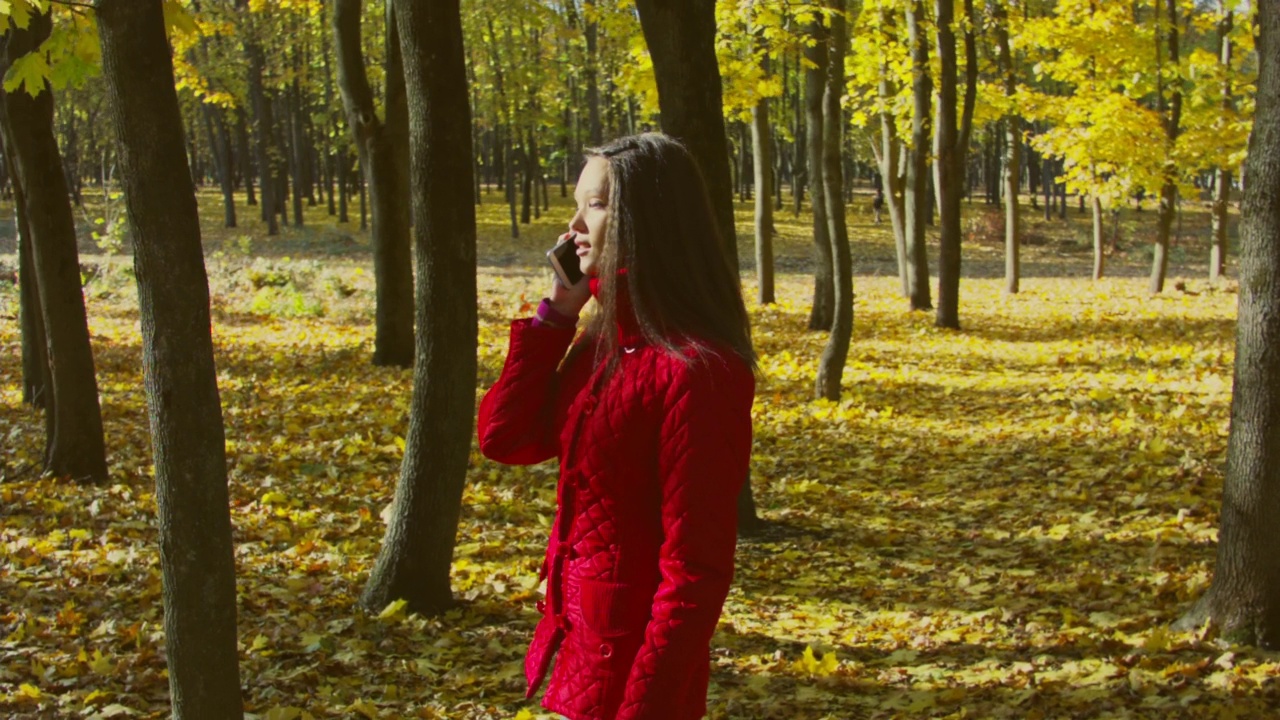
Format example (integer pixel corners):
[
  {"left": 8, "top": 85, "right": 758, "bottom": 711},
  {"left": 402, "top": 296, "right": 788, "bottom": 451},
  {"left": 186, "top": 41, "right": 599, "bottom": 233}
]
[
  {"left": 333, "top": 0, "right": 414, "bottom": 368},
  {"left": 802, "top": 10, "right": 832, "bottom": 329},
  {"left": 236, "top": 109, "right": 256, "bottom": 206},
  {"left": 751, "top": 50, "right": 775, "bottom": 305},
  {"left": 905, "top": 1, "right": 932, "bottom": 312},
  {"left": 96, "top": 3, "right": 243, "bottom": 714},
  {"left": 362, "top": 0, "right": 478, "bottom": 617},
  {"left": 1175, "top": 1, "right": 1280, "bottom": 647},
  {"left": 203, "top": 105, "right": 237, "bottom": 228},
  {"left": 0, "top": 12, "right": 107, "bottom": 482},
  {"left": 585, "top": 0, "right": 603, "bottom": 146},
  {"left": 1091, "top": 191, "right": 1105, "bottom": 280},
  {"left": 878, "top": 6, "right": 908, "bottom": 297},
  {"left": 816, "top": 1, "right": 852, "bottom": 402},
  {"left": 1211, "top": 6, "right": 1235, "bottom": 284},
  {"left": 288, "top": 58, "right": 305, "bottom": 227},
  {"left": 242, "top": 7, "right": 278, "bottom": 236},
  {"left": 995, "top": 0, "right": 1020, "bottom": 294},
  {"left": 633, "top": 0, "right": 757, "bottom": 533},
  {"left": 933, "top": 0, "right": 965, "bottom": 329},
  {"left": 1151, "top": 0, "right": 1181, "bottom": 294},
  {"left": 14, "top": 177, "right": 48, "bottom": 409}
]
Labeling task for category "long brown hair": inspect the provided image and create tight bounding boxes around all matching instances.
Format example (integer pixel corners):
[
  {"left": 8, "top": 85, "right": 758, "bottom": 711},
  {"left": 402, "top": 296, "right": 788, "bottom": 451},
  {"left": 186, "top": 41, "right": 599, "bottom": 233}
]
[{"left": 581, "top": 133, "right": 756, "bottom": 371}]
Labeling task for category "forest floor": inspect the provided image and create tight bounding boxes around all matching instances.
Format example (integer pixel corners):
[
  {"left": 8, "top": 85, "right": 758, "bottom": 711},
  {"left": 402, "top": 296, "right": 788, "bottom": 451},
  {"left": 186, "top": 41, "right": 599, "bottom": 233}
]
[{"left": 0, "top": 188, "right": 1272, "bottom": 719}]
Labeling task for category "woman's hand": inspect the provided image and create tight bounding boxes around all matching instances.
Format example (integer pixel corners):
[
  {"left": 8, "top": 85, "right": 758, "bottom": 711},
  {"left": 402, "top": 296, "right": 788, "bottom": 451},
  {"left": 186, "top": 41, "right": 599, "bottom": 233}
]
[{"left": 548, "top": 232, "right": 591, "bottom": 317}]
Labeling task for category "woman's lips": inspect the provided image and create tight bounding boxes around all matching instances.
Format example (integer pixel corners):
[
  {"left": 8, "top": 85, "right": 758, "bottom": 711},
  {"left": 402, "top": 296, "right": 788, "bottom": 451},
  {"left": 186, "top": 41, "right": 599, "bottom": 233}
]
[{"left": 575, "top": 240, "right": 590, "bottom": 256}]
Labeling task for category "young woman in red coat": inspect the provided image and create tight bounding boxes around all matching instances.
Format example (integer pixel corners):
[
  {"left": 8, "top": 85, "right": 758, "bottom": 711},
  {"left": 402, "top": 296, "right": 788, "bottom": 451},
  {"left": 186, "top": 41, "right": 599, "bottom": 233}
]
[{"left": 477, "top": 133, "right": 756, "bottom": 720}]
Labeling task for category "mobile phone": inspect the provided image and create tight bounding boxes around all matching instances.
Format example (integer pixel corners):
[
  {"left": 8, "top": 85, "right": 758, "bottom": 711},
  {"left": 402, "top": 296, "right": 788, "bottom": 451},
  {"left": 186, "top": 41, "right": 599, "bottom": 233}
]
[{"left": 547, "top": 236, "right": 584, "bottom": 287}]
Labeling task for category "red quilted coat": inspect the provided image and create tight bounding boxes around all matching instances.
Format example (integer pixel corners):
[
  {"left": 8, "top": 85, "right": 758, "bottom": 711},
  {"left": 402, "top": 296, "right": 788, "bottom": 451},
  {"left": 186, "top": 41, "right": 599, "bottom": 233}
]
[{"left": 477, "top": 285, "right": 754, "bottom": 720}]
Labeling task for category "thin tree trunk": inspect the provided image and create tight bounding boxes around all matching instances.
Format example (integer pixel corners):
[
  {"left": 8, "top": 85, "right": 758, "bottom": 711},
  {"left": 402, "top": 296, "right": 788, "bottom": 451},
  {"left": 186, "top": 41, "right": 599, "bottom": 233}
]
[
  {"left": 878, "top": 6, "right": 908, "bottom": 297},
  {"left": 905, "top": 1, "right": 932, "bottom": 311},
  {"left": 236, "top": 109, "right": 256, "bottom": 206},
  {"left": 1211, "top": 6, "right": 1235, "bottom": 284},
  {"left": 1175, "top": 0, "right": 1280, "bottom": 647},
  {"left": 0, "top": 12, "right": 107, "bottom": 482},
  {"left": 751, "top": 44, "right": 775, "bottom": 305},
  {"left": 363, "top": 0, "right": 478, "bottom": 617},
  {"left": 803, "top": 10, "right": 832, "bottom": 329},
  {"left": 97, "top": 3, "right": 243, "bottom": 714},
  {"left": 242, "top": 8, "right": 278, "bottom": 235},
  {"left": 816, "top": 2, "right": 852, "bottom": 401},
  {"left": 334, "top": 0, "right": 414, "bottom": 367},
  {"left": 934, "top": 0, "right": 967, "bottom": 329},
  {"left": 1151, "top": 0, "right": 1181, "bottom": 294},
  {"left": 1091, "top": 190, "right": 1105, "bottom": 280},
  {"left": 995, "top": 0, "right": 1020, "bottom": 294}
]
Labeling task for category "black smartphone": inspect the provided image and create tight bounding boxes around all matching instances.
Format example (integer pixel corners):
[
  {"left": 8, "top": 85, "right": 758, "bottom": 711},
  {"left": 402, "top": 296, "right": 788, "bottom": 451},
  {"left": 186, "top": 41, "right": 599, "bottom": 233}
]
[{"left": 547, "top": 236, "right": 584, "bottom": 287}]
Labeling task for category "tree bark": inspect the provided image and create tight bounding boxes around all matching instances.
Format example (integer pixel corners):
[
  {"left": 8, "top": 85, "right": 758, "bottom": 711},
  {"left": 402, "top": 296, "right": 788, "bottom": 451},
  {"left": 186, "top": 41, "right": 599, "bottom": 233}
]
[
  {"left": 933, "top": 0, "right": 965, "bottom": 328},
  {"left": 96, "top": 3, "right": 243, "bottom": 716},
  {"left": 333, "top": 0, "right": 414, "bottom": 368},
  {"left": 0, "top": 11, "right": 107, "bottom": 482},
  {"left": 751, "top": 44, "right": 775, "bottom": 305},
  {"left": 816, "top": 1, "right": 852, "bottom": 402},
  {"left": 1091, "top": 190, "right": 1106, "bottom": 280},
  {"left": 585, "top": 0, "right": 603, "bottom": 146},
  {"left": 1175, "top": 0, "right": 1280, "bottom": 648},
  {"left": 905, "top": 1, "right": 932, "bottom": 312},
  {"left": 1151, "top": 0, "right": 1182, "bottom": 294},
  {"left": 362, "top": 0, "right": 478, "bottom": 616},
  {"left": 802, "top": 9, "right": 832, "bottom": 329}
]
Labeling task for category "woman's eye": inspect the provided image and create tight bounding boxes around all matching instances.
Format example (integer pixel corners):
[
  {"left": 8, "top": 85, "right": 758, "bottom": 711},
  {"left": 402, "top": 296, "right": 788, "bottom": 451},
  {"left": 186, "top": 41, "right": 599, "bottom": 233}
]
[{"left": 589, "top": 201, "right": 606, "bottom": 209}]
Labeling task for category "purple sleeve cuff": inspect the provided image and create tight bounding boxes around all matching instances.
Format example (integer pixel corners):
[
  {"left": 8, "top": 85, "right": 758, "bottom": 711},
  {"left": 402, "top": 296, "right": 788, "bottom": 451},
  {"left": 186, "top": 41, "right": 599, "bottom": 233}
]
[{"left": 532, "top": 298, "right": 579, "bottom": 328}]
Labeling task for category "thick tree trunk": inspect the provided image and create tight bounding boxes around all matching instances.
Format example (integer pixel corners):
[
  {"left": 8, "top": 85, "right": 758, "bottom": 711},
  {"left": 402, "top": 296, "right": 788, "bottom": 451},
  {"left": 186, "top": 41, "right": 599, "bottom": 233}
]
[
  {"left": 751, "top": 54, "right": 775, "bottom": 305},
  {"left": 802, "top": 11, "right": 832, "bottom": 329},
  {"left": 816, "top": 2, "right": 852, "bottom": 402},
  {"left": 362, "top": 0, "right": 478, "bottom": 617},
  {"left": 0, "top": 12, "right": 107, "bottom": 482},
  {"left": 1175, "top": 1, "right": 1280, "bottom": 647},
  {"left": 933, "top": 0, "right": 964, "bottom": 329},
  {"left": 333, "top": 0, "right": 414, "bottom": 368},
  {"left": 905, "top": 1, "right": 932, "bottom": 311},
  {"left": 634, "top": 0, "right": 740, "bottom": 277},
  {"left": 1151, "top": 0, "right": 1182, "bottom": 294},
  {"left": 633, "top": 0, "right": 758, "bottom": 532},
  {"left": 96, "top": 4, "right": 244, "bottom": 716}
]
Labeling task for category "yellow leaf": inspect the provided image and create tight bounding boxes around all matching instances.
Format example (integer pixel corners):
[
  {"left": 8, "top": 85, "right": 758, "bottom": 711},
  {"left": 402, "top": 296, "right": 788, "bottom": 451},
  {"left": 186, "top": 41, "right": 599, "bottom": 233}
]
[
  {"left": 377, "top": 598, "right": 408, "bottom": 621},
  {"left": 18, "top": 683, "right": 41, "bottom": 699},
  {"left": 261, "top": 491, "right": 288, "bottom": 506},
  {"left": 89, "top": 648, "right": 114, "bottom": 675},
  {"left": 348, "top": 700, "right": 379, "bottom": 719}
]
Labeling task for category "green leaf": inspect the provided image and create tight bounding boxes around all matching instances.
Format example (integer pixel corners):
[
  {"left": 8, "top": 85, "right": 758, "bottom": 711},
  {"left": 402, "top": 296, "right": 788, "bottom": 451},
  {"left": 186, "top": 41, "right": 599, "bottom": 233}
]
[{"left": 3, "top": 50, "right": 49, "bottom": 96}]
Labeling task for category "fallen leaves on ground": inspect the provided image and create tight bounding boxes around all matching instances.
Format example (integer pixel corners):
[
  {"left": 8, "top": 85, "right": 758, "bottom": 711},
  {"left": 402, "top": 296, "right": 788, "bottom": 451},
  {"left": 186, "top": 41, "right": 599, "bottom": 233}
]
[{"left": 0, "top": 199, "right": 1273, "bottom": 718}]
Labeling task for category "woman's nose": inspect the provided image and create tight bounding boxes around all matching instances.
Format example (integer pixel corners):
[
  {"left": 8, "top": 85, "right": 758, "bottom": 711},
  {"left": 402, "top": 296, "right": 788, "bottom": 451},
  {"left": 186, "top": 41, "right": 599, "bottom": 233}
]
[{"left": 569, "top": 211, "right": 587, "bottom": 233}]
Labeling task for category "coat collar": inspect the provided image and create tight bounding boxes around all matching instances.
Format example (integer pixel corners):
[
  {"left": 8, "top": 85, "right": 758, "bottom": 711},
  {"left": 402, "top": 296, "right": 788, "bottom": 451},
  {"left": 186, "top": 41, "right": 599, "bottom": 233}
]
[{"left": 589, "top": 270, "right": 645, "bottom": 348}]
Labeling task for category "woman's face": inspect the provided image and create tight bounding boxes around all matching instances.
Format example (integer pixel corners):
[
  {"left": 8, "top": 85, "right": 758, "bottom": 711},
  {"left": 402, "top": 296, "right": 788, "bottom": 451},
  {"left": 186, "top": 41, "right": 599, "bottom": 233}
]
[{"left": 569, "top": 157, "right": 611, "bottom": 277}]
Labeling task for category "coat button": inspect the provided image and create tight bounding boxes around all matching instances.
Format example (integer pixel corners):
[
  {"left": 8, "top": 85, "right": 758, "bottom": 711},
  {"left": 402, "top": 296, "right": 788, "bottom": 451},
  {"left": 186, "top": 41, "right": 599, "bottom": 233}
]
[
  {"left": 600, "top": 642, "right": 613, "bottom": 658},
  {"left": 536, "top": 600, "right": 546, "bottom": 614}
]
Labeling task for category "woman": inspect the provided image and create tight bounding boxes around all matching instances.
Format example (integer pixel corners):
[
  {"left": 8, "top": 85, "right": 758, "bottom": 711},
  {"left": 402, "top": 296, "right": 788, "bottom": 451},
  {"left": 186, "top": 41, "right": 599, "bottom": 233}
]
[{"left": 477, "top": 133, "right": 756, "bottom": 720}]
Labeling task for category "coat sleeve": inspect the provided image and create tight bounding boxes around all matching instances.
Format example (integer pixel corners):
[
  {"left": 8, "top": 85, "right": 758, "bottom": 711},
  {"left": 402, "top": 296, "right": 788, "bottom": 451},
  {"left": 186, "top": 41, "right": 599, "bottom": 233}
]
[
  {"left": 476, "top": 318, "right": 577, "bottom": 465},
  {"left": 615, "top": 355, "right": 755, "bottom": 720}
]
